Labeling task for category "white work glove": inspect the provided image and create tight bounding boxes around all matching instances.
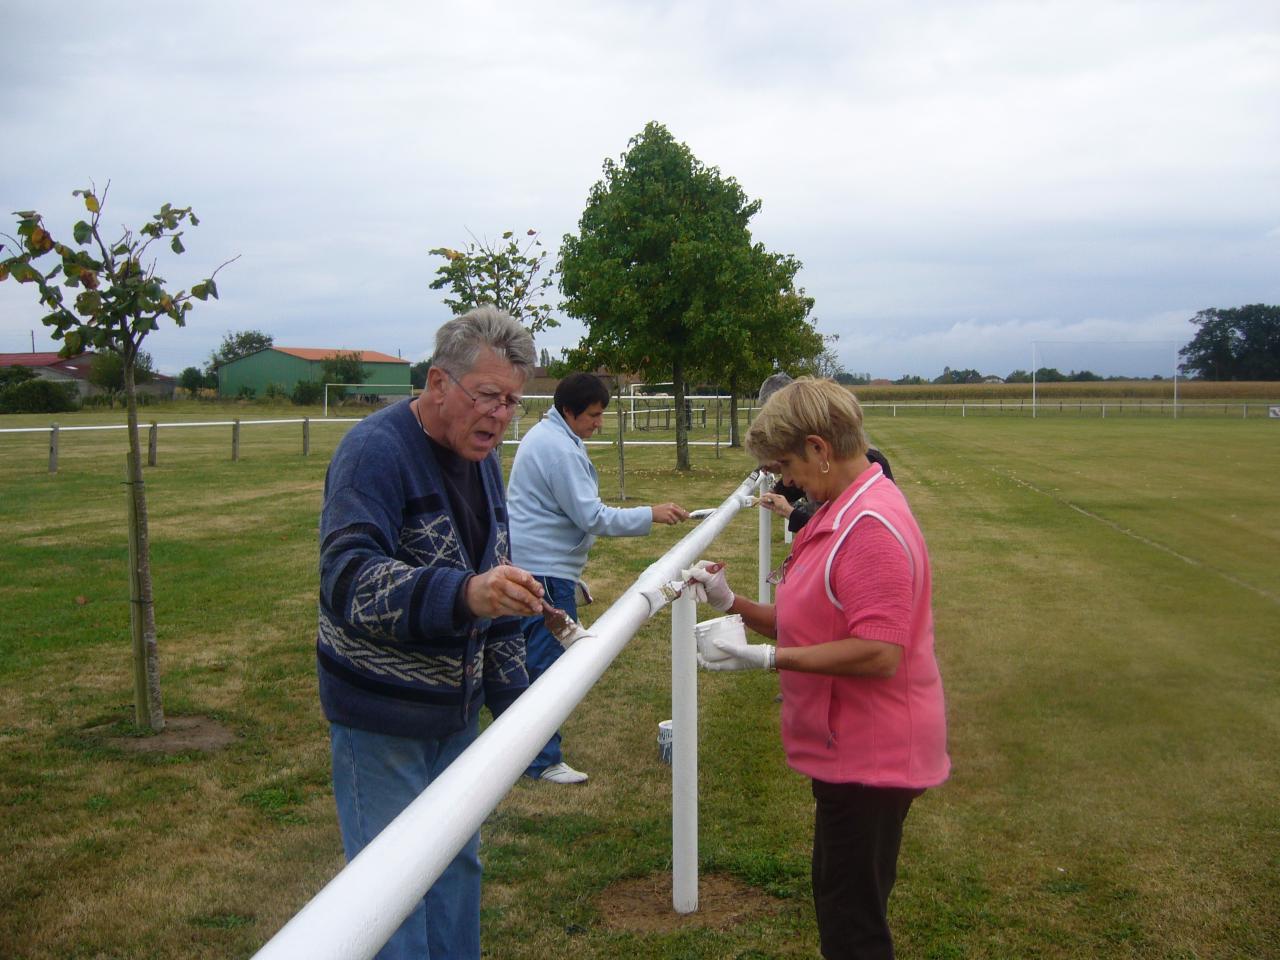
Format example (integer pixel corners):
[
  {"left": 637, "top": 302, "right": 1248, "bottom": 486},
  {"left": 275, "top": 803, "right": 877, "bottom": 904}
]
[
  {"left": 682, "top": 560, "right": 734, "bottom": 612},
  {"left": 697, "top": 637, "right": 776, "bottom": 672}
]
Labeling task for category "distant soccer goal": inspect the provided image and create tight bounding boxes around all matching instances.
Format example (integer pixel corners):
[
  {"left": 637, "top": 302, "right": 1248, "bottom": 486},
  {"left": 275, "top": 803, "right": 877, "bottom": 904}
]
[
  {"left": 323, "top": 382, "right": 414, "bottom": 416},
  {"left": 1029, "top": 340, "right": 1181, "bottom": 418}
]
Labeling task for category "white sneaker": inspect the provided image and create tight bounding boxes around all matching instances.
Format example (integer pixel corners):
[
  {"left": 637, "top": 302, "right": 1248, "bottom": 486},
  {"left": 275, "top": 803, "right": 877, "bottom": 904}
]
[{"left": 538, "top": 762, "right": 589, "bottom": 784}]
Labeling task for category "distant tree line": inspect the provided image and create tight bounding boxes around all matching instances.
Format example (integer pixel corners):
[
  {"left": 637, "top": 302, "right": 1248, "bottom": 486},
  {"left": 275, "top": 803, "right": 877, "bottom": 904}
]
[{"left": 1178, "top": 305, "right": 1279, "bottom": 380}]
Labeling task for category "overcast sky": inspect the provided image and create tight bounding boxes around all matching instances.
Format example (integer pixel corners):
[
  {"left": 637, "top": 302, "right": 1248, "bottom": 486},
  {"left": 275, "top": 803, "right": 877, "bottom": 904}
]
[{"left": 2, "top": 1, "right": 1277, "bottom": 380}]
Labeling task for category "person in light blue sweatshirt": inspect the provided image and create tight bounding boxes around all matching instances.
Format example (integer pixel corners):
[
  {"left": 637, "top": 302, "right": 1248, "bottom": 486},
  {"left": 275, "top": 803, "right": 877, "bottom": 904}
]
[{"left": 507, "top": 372, "right": 689, "bottom": 783}]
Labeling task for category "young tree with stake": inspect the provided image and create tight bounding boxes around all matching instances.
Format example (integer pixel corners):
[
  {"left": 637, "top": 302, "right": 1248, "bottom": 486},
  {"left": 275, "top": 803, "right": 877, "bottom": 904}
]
[{"left": 0, "top": 182, "right": 236, "bottom": 732}]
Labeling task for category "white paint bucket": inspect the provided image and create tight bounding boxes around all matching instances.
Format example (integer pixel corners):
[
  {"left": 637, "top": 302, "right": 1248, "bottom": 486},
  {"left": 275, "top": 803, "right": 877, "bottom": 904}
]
[
  {"left": 694, "top": 613, "right": 746, "bottom": 662},
  {"left": 657, "top": 719, "right": 673, "bottom": 765}
]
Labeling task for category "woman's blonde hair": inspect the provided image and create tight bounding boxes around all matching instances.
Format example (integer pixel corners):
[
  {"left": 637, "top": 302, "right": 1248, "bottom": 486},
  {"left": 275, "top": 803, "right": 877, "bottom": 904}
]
[{"left": 745, "top": 377, "right": 868, "bottom": 464}]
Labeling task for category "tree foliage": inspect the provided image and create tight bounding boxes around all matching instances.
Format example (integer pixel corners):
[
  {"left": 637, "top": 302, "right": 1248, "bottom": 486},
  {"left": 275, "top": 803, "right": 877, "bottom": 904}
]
[
  {"left": 0, "top": 365, "right": 37, "bottom": 390},
  {"left": 90, "top": 350, "right": 154, "bottom": 407},
  {"left": 410, "top": 359, "right": 432, "bottom": 390},
  {"left": 0, "top": 181, "right": 234, "bottom": 732},
  {"left": 209, "top": 329, "right": 272, "bottom": 371},
  {"left": 933, "top": 366, "right": 984, "bottom": 385},
  {"left": 1178, "top": 305, "right": 1280, "bottom": 380},
  {"left": 430, "top": 229, "right": 558, "bottom": 333},
  {"left": 178, "top": 365, "right": 205, "bottom": 396},
  {"left": 686, "top": 248, "right": 822, "bottom": 445},
  {"left": 559, "top": 121, "right": 813, "bottom": 468},
  {"left": 0, "top": 370, "right": 78, "bottom": 413},
  {"left": 320, "top": 351, "right": 367, "bottom": 402}
]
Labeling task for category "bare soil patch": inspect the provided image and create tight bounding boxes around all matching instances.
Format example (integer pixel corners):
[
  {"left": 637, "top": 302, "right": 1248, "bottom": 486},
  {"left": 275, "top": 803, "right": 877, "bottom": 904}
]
[
  {"left": 96, "top": 715, "right": 236, "bottom": 754},
  {"left": 596, "top": 872, "right": 783, "bottom": 933}
]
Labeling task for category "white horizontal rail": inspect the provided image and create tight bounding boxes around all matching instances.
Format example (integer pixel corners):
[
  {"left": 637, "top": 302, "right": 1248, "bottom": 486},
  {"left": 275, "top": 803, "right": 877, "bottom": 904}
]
[
  {"left": 0, "top": 417, "right": 361, "bottom": 435},
  {"left": 251, "top": 470, "right": 762, "bottom": 960}
]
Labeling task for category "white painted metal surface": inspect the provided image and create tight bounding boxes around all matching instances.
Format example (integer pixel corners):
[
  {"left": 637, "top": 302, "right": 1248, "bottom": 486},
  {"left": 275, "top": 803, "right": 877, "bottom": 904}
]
[
  {"left": 670, "top": 590, "right": 698, "bottom": 913},
  {"left": 758, "top": 472, "right": 772, "bottom": 603}
]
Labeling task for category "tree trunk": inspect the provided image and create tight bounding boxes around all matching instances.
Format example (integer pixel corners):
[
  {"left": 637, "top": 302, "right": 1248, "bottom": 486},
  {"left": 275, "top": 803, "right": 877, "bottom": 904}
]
[
  {"left": 672, "top": 355, "right": 690, "bottom": 471},
  {"left": 124, "top": 358, "right": 164, "bottom": 732}
]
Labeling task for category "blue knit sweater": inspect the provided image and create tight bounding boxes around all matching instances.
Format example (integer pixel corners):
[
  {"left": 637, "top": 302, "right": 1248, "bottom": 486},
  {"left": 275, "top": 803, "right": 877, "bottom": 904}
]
[{"left": 316, "top": 399, "right": 527, "bottom": 739}]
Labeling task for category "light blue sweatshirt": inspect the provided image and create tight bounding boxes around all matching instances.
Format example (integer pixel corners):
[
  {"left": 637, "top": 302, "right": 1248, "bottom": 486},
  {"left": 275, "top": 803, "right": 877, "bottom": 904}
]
[{"left": 507, "top": 407, "right": 652, "bottom": 580}]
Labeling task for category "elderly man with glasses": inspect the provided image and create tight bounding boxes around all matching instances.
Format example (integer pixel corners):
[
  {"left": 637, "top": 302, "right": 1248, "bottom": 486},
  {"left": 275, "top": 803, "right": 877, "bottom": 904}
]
[{"left": 316, "top": 305, "right": 544, "bottom": 960}]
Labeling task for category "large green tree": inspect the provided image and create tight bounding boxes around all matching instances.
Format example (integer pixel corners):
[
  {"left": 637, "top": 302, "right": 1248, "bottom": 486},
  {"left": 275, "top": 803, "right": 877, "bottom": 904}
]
[
  {"left": 560, "top": 121, "right": 802, "bottom": 469},
  {"left": 0, "top": 183, "right": 233, "bottom": 732},
  {"left": 1178, "top": 305, "right": 1280, "bottom": 380},
  {"left": 430, "top": 229, "right": 558, "bottom": 333}
]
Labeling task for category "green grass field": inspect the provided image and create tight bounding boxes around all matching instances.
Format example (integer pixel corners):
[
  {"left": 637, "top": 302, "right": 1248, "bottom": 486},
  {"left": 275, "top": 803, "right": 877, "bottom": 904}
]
[{"left": 0, "top": 407, "right": 1277, "bottom": 958}]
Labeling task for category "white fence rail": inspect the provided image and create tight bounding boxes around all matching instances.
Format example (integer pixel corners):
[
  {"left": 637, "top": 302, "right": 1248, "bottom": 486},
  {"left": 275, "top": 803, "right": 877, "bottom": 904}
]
[
  {"left": 251, "top": 470, "right": 768, "bottom": 960},
  {"left": 863, "top": 400, "right": 1280, "bottom": 418}
]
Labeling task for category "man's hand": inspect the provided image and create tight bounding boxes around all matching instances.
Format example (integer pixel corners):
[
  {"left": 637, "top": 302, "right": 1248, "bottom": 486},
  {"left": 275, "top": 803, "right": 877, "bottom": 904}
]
[
  {"left": 682, "top": 559, "right": 735, "bottom": 612},
  {"left": 651, "top": 502, "right": 690, "bottom": 525},
  {"left": 698, "top": 637, "right": 775, "bottom": 672},
  {"left": 465, "top": 565, "right": 544, "bottom": 619}
]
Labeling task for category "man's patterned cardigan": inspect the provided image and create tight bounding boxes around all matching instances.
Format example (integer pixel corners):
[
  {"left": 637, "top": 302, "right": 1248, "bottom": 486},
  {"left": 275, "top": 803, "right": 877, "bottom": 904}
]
[{"left": 317, "top": 399, "right": 527, "bottom": 739}]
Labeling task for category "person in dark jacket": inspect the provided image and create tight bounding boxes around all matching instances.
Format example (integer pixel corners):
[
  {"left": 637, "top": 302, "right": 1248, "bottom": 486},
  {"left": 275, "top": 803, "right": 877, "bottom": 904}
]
[{"left": 317, "top": 305, "right": 544, "bottom": 960}]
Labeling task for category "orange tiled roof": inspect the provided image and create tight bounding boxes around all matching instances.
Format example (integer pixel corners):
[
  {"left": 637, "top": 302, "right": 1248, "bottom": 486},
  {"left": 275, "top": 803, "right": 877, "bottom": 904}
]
[
  {"left": 0, "top": 352, "right": 68, "bottom": 367},
  {"left": 272, "top": 347, "right": 407, "bottom": 364}
]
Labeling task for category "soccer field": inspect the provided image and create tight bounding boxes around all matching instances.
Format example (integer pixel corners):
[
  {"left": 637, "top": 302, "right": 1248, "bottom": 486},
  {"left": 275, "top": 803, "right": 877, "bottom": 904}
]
[{"left": 0, "top": 414, "right": 1276, "bottom": 958}]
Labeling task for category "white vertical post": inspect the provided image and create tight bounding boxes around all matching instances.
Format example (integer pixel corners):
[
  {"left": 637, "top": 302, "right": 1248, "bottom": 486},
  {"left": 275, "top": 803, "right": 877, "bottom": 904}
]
[
  {"left": 671, "top": 591, "right": 698, "bottom": 914},
  {"left": 758, "top": 474, "right": 771, "bottom": 603},
  {"left": 784, "top": 523, "right": 793, "bottom": 545}
]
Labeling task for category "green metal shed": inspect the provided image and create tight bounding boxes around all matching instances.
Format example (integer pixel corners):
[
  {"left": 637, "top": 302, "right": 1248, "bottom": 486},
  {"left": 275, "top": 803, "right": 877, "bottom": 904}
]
[{"left": 217, "top": 347, "right": 411, "bottom": 400}]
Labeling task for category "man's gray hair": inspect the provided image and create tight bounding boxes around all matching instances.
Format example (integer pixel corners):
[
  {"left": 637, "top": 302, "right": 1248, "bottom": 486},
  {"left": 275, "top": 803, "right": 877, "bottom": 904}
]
[
  {"left": 433, "top": 304, "right": 536, "bottom": 381},
  {"left": 757, "top": 371, "right": 794, "bottom": 405}
]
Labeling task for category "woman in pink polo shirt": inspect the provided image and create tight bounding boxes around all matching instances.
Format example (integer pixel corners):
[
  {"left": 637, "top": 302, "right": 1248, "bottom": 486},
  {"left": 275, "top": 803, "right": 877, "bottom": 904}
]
[{"left": 688, "top": 377, "right": 949, "bottom": 960}]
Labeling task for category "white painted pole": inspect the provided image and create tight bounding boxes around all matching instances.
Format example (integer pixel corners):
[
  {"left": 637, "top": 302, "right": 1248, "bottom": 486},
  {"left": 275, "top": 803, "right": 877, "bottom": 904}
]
[
  {"left": 758, "top": 473, "right": 771, "bottom": 603},
  {"left": 671, "top": 590, "right": 698, "bottom": 913},
  {"left": 252, "top": 471, "right": 761, "bottom": 960}
]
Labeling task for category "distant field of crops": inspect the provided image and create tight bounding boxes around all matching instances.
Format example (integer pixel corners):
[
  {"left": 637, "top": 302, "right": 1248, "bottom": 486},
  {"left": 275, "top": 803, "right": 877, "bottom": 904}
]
[{"left": 846, "top": 379, "right": 1280, "bottom": 401}]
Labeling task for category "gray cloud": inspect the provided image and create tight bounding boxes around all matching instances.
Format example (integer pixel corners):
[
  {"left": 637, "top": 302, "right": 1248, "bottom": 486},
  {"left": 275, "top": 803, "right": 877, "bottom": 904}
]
[{"left": 2, "top": 0, "right": 1277, "bottom": 380}]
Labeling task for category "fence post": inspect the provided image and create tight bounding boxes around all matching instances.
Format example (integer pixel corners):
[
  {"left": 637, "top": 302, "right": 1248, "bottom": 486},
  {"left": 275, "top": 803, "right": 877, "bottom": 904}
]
[
  {"left": 303, "top": 417, "right": 311, "bottom": 456},
  {"left": 615, "top": 382, "right": 627, "bottom": 502},
  {"left": 715, "top": 396, "right": 721, "bottom": 459},
  {"left": 148, "top": 422, "right": 158, "bottom": 467},
  {"left": 232, "top": 419, "right": 241, "bottom": 462},
  {"left": 48, "top": 423, "right": 59, "bottom": 474},
  {"left": 671, "top": 590, "right": 698, "bottom": 914}
]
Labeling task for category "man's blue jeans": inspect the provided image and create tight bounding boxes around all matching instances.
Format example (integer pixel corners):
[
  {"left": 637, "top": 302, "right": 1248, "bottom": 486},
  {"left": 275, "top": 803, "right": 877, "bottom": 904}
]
[
  {"left": 519, "top": 574, "right": 577, "bottom": 777},
  {"left": 329, "top": 718, "right": 481, "bottom": 960}
]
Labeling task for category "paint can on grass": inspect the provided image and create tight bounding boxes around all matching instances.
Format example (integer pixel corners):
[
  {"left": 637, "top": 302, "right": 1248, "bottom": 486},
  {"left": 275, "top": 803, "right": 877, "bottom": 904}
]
[{"left": 657, "top": 720, "right": 673, "bottom": 764}]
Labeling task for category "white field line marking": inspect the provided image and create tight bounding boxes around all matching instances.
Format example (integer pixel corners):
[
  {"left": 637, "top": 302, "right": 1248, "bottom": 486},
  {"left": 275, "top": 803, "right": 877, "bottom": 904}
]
[{"left": 994, "top": 467, "right": 1280, "bottom": 607}]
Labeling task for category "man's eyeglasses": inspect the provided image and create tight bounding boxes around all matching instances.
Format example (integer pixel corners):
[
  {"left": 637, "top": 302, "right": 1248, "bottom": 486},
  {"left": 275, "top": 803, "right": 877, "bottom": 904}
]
[{"left": 442, "top": 368, "right": 526, "bottom": 418}]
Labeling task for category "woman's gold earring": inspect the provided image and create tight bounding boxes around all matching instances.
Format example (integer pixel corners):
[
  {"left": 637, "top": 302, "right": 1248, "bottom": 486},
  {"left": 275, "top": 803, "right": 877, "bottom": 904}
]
[{"left": 821, "top": 461, "right": 830, "bottom": 474}]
